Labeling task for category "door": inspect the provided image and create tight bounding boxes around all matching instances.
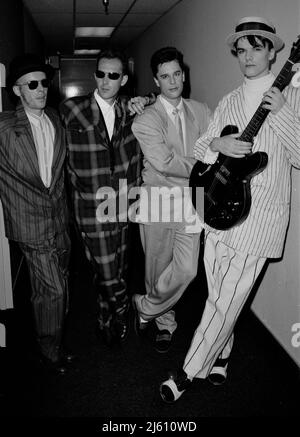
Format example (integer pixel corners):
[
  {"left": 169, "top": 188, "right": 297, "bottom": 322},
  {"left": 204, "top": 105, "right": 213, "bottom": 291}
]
[{"left": 0, "top": 62, "right": 13, "bottom": 311}]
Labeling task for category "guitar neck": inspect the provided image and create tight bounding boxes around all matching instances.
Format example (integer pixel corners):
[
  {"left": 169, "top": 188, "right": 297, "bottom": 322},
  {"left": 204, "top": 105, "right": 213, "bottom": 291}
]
[{"left": 239, "top": 59, "right": 295, "bottom": 143}]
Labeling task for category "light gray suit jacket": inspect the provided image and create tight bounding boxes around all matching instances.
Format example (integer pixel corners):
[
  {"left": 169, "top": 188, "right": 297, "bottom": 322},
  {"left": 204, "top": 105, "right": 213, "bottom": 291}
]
[{"left": 132, "top": 97, "right": 211, "bottom": 226}]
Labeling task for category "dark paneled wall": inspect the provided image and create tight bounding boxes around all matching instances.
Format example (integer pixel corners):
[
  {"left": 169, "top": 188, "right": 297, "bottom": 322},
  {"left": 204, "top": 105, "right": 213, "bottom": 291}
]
[
  {"left": 0, "top": 0, "right": 44, "bottom": 110},
  {"left": 0, "top": 0, "right": 44, "bottom": 286},
  {"left": 23, "top": 6, "right": 45, "bottom": 56}
]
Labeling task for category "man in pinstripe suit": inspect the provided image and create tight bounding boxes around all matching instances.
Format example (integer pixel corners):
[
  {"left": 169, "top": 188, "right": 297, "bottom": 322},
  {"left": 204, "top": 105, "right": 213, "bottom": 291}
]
[
  {"left": 160, "top": 17, "right": 300, "bottom": 402},
  {"left": 0, "top": 54, "right": 72, "bottom": 374}
]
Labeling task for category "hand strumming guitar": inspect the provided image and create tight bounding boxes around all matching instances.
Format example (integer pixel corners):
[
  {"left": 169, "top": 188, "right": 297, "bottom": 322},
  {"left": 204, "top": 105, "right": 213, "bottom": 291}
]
[{"left": 210, "top": 133, "right": 252, "bottom": 158}]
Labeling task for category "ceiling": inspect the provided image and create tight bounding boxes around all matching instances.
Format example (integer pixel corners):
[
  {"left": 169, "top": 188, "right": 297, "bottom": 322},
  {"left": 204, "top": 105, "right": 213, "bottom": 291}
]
[{"left": 23, "top": 0, "right": 183, "bottom": 55}]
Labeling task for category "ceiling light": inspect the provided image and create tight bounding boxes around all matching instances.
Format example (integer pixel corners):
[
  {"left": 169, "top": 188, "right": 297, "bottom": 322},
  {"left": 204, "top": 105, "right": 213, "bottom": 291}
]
[
  {"left": 75, "top": 27, "right": 114, "bottom": 38},
  {"left": 74, "top": 50, "right": 101, "bottom": 55}
]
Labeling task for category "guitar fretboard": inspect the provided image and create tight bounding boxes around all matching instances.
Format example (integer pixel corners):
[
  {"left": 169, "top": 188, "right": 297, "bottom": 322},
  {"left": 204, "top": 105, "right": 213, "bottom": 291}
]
[{"left": 240, "top": 59, "right": 295, "bottom": 142}]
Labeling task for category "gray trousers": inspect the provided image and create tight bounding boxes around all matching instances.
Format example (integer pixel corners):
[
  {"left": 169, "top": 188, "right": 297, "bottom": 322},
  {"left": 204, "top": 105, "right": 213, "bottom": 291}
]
[{"left": 134, "top": 223, "right": 200, "bottom": 333}]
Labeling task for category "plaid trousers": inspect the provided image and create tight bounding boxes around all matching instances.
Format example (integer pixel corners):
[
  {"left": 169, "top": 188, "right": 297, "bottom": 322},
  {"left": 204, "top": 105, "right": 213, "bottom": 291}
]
[{"left": 80, "top": 224, "right": 129, "bottom": 329}]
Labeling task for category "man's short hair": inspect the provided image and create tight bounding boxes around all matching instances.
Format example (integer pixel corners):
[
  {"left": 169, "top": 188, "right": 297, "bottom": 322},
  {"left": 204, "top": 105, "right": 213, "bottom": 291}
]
[
  {"left": 150, "top": 47, "right": 184, "bottom": 77},
  {"left": 232, "top": 35, "right": 274, "bottom": 56},
  {"left": 96, "top": 49, "right": 128, "bottom": 74}
]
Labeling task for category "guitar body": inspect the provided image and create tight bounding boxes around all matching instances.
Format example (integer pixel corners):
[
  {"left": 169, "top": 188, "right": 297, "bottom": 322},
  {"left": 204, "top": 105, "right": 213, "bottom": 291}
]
[{"left": 189, "top": 125, "right": 268, "bottom": 230}]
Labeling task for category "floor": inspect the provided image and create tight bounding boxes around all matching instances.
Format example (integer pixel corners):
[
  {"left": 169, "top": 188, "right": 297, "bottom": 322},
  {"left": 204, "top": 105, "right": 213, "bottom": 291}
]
[{"left": 0, "top": 227, "right": 299, "bottom": 424}]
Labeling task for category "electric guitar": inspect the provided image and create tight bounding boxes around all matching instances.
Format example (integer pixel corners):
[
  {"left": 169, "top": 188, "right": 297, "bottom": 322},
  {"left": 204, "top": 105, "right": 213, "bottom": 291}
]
[{"left": 189, "top": 37, "right": 300, "bottom": 230}]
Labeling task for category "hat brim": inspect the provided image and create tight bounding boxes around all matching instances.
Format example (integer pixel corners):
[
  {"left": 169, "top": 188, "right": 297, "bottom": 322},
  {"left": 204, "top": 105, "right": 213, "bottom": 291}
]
[
  {"left": 8, "top": 64, "right": 55, "bottom": 88},
  {"left": 226, "top": 30, "right": 284, "bottom": 52}
]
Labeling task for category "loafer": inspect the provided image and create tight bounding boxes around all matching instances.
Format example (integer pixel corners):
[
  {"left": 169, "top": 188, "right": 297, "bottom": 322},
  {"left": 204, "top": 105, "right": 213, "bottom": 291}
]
[
  {"left": 207, "top": 357, "right": 229, "bottom": 386},
  {"left": 154, "top": 329, "right": 172, "bottom": 353},
  {"left": 160, "top": 369, "right": 192, "bottom": 403}
]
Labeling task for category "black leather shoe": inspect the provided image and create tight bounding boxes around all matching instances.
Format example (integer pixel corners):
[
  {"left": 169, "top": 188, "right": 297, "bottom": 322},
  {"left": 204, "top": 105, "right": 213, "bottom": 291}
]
[
  {"left": 154, "top": 329, "right": 172, "bottom": 353},
  {"left": 39, "top": 354, "right": 68, "bottom": 376},
  {"left": 207, "top": 357, "right": 229, "bottom": 386},
  {"left": 96, "top": 323, "right": 116, "bottom": 346},
  {"left": 60, "top": 348, "right": 77, "bottom": 364},
  {"left": 160, "top": 369, "right": 192, "bottom": 403},
  {"left": 114, "top": 311, "right": 130, "bottom": 341}
]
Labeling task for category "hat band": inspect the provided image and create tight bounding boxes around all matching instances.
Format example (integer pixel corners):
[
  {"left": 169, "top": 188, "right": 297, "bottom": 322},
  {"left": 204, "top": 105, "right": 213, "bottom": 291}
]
[{"left": 235, "top": 22, "right": 275, "bottom": 34}]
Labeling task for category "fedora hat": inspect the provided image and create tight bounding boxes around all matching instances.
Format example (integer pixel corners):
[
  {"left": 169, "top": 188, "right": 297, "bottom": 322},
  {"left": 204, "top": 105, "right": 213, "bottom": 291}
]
[
  {"left": 7, "top": 53, "right": 54, "bottom": 88},
  {"left": 226, "top": 16, "right": 284, "bottom": 52}
]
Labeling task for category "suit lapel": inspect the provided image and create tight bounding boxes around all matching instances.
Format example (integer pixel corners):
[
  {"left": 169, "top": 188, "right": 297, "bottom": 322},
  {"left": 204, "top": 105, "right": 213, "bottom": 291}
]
[
  {"left": 45, "top": 107, "right": 65, "bottom": 191},
  {"left": 13, "top": 104, "right": 42, "bottom": 186},
  {"left": 91, "top": 94, "right": 111, "bottom": 148},
  {"left": 111, "top": 98, "right": 123, "bottom": 141},
  {"left": 111, "top": 97, "right": 135, "bottom": 177},
  {"left": 182, "top": 99, "right": 200, "bottom": 156}
]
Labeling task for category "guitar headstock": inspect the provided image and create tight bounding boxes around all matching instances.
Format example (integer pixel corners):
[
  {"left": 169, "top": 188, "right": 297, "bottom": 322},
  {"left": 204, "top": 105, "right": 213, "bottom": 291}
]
[{"left": 289, "top": 36, "right": 300, "bottom": 64}]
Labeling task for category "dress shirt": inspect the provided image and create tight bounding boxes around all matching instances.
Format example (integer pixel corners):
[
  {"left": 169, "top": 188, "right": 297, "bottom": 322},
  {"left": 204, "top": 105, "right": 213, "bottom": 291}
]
[
  {"left": 94, "top": 89, "right": 115, "bottom": 140},
  {"left": 26, "top": 110, "right": 54, "bottom": 188},
  {"left": 159, "top": 95, "right": 186, "bottom": 154}
]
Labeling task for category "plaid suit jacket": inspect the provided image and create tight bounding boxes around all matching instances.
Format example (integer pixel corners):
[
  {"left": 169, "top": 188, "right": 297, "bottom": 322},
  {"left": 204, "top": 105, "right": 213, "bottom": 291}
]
[
  {"left": 60, "top": 93, "right": 142, "bottom": 233},
  {"left": 0, "top": 103, "right": 68, "bottom": 244}
]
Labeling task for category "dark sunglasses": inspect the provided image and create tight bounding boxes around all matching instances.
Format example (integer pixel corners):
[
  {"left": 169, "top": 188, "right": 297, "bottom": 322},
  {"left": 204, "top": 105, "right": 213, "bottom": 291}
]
[
  {"left": 95, "top": 70, "right": 121, "bottom": 80},
  {"left": 16, "top": 78, "right": 50, "bottom": 90}
]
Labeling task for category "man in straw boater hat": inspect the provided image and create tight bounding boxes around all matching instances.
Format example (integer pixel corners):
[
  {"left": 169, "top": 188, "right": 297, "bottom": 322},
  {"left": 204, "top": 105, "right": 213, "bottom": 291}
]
[
  {"left": 0, "top": 54, "right": 75, "bottom": 375},
  {"left": 159, "top": 17, "right": 300, "bottom": 402}
]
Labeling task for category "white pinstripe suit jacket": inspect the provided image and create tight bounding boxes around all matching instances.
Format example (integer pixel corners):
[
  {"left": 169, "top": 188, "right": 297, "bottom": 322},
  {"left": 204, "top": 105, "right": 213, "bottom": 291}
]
[{"left": 194, "top": 83, "right": 300, "bottom": 258}]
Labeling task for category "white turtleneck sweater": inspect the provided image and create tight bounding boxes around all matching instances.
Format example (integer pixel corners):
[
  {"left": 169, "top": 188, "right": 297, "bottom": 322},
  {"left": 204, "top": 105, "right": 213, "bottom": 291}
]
[
  {"left": 203, "top": 72, "right": 275, "bottom": 163},
  {"left": 242, "top": 72, "right": 275, "bottom": 121}
]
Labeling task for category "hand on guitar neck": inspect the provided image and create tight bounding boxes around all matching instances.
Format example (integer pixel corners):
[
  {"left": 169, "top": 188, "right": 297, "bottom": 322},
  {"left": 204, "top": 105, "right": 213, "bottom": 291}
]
[
  {"left": 210, "top": 133, "right": 252, "bottom": 158},
  {"left": 262, "top": 86, "right": 286, "bottom": 114}
]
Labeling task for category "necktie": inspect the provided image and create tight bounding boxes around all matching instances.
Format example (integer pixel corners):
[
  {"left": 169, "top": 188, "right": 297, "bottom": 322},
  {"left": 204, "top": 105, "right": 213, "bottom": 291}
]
[{"left": 172, "top": 107, "right": 184, "bottom": 145}]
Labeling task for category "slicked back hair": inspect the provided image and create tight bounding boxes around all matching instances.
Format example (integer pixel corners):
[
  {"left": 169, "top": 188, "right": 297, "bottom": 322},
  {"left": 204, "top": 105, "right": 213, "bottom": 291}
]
[
  {"left": 150, "top": 47, "right": 184, "bottom": 77},
  {"left": 96, "top": 49, "right": 128, "bottom": 74}
]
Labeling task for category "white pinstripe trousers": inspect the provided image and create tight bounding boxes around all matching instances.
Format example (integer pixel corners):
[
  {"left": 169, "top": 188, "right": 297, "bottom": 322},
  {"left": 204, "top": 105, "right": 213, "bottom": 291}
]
[
  {"left": 183, "top": 231, "right": 266, "bottom": 379},
  {"left": 19, "top": 231, "right": 70, "bottom": 361}
]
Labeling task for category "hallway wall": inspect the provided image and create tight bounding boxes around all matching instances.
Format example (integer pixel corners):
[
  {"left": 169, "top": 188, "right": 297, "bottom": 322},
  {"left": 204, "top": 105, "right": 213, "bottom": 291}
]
[{"left": 128, "top": 0, "right": 300, "bottom": 365}]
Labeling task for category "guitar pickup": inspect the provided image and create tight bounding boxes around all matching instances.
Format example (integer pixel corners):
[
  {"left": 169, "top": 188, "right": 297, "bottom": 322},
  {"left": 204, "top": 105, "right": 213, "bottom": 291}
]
[{"left": 215, "top": 172, "right": 228, "bottom": 185}]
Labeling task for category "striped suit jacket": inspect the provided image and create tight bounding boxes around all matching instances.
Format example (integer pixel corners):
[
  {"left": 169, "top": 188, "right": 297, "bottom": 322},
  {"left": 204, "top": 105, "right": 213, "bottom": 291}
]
[
  {"left": 0, "top": 103, "right": 68, "bottom": 244},
  {"left": 132, "top": 97, "right": 211, "bottom": 227},
  {"left": 194, "top": 83, "right": 300, "bottom": 258},
  {"left": 60, "top": 93, "right": 142, "bottom": 233}
]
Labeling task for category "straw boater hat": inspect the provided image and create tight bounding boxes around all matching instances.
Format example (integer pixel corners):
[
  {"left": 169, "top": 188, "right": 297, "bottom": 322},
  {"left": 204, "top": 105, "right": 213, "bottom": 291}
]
[{"left": 226, "top": 16, "right": 284, "bottom": 52}]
